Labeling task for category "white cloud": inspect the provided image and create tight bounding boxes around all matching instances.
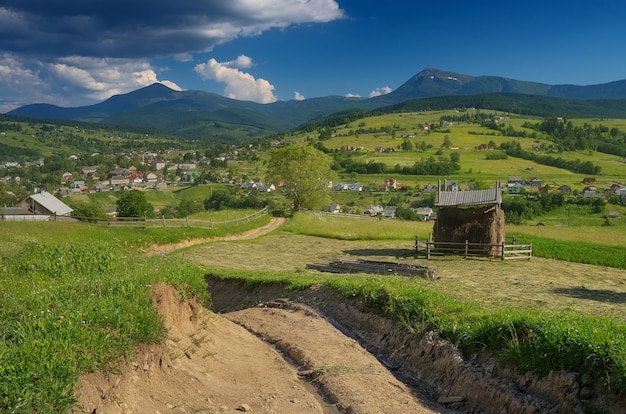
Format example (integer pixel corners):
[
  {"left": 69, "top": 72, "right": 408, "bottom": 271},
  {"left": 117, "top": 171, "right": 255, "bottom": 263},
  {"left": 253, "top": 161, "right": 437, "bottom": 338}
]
[
  {"left": 224, "top": 55, "right": 254, "bottom": 69},
  {"left": 369, "top": 86, "right": 392, "bottom": 97},
  {"left": 194, "top": 56, "right": 277, "bottom": 104},
  {"left": 0, "top": 53, "right": 182, "bottom": 111},
  {"left": 345, "top": 93, "right": 361, "bottom": 98},
  {"left": 49, "top": 57, "right": 182, "bottom": 102},
  {"left": 294, "top": 91, "right": 305, "bottom": 101}
]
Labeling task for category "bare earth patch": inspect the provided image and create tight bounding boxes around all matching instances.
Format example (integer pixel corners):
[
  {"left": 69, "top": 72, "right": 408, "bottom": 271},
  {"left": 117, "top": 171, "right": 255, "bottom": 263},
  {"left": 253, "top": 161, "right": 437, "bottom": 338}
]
[
  {"left": 73, "top": 283, "right": 447, "bottom": 413},
  {"left": 73, "top": 283, "right": 332, "bottom": 413}
]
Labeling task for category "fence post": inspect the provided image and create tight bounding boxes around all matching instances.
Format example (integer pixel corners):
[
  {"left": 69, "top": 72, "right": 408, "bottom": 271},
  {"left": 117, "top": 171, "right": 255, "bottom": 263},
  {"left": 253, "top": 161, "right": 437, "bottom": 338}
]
[
  {"left": 162, "top": 215, "right": 166, "bottom": 228},
  {"left": 465, "top": 240, "right": 469, "bottom": 258},
  {"left": 501, "top": 242, "right": 505, "bottom": 260}
]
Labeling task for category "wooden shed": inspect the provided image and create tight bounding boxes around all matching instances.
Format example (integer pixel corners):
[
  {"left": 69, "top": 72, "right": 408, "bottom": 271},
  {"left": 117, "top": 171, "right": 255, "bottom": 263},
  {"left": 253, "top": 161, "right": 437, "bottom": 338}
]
[{"left": 433, "top": 186, "right": 505, "bottom": 257}]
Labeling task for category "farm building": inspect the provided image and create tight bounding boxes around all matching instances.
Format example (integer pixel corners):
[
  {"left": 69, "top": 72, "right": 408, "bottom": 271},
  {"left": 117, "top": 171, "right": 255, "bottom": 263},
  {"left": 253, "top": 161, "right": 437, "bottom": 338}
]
[
  {"left": 433, "top": 186, "right": 504, "bottom": 257},
  {"left": 11, "top": 191, "right": 74, "bottom": 220}
]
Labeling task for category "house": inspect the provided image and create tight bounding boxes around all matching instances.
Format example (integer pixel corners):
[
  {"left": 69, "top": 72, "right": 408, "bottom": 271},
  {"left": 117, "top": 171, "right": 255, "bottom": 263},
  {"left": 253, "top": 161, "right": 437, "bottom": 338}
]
[
  {"left": 61, "top": 172, "right": 73, "bottom": 182},
  {"left": 17, "top": 191, "right": 73, "bottom": 219},
  {"left": 507, "top": 183, "right": 525, "bottom": 194},
  {"left": 508, "top": 176, "right": 524, "bottom": 185},
  {"left": 443, "top": 179, "right": 459, "bottom": 192},
  {"left": 109, "top": 175, "right": 129, "bottom": 187},
  {"left": 327, "top": 203, "right": 341, "bottom": 214},
  {"left": 333, "top": 183, "right": 349, "bottom": 191},
  {"left": 422, "top": 184, "right": 439, "bottom": 193},
  {"left": 416, "top": 207, "right": 434, "bottom": 221},
  {"left": 558, "top": 185, "right": 572, "bottom": 193},
  {"left": 82, "top": 166, "right": 98, "bottom": 175},
  {"left": 152, "top": 160, "right": 166, "bottom": 171},
  {"left": 349, "top": 183, "right": 363, "bottom": 192},
  {"left": 363, "top": 205, "right": 384, "bottom": 217},
  {"left": 145, "top": 172, "right": 158, "bottom": 182},
  {"left": 107, "top": 168, "right": 134, "bottom": 179},
  {"left": 582, "top": 186, "right": 600, "bottom": 198},
  {"left": 384, "top": 178, "right": 398, "bottom": 190},
  {"left": 528, "top": 177, "right": 543, "bottom": 188},
  {"left": 583, "top": 177, "right": 597, "bottom": 184},
  {"left": 1, "top": 207, "right": 44, "bottom": 221},
  {"left": 382, "top": 206, "right": 397, "bottom": 219}
]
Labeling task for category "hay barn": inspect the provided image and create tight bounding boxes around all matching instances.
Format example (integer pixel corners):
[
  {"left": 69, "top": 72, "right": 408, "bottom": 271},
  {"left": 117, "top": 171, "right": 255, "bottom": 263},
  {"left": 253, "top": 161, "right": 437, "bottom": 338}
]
[{"left": 433, "top": 186, "right": 505, "bottom": 257}]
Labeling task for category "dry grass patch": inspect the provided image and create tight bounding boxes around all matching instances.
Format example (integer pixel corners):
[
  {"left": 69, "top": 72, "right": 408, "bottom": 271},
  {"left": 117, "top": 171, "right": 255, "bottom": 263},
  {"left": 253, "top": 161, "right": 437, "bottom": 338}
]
[{"left": 185, "top": 234, "right": 626, "bottom": 319}]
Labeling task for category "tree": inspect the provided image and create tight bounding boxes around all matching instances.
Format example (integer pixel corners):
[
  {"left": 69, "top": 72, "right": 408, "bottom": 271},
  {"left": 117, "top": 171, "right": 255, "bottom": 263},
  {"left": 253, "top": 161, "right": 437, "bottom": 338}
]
[
  {"left": 400, "top": 139, "right": 413, "bottom": 151},
  {"left": 116, "top": 190, "right": 155, "bottom": 218},
  {"left": 70, "top": 201, "right": 107, "bottom": 222},
  {"left": 266, "top": 145, "right": 336, "bottom": 210}
]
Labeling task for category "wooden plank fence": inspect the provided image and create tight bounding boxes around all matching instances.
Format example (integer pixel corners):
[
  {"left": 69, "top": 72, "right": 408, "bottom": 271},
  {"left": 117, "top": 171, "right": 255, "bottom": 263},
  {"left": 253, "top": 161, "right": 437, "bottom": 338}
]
[{"left": 415, "top": 235, "right": 532, "bottom": 260}]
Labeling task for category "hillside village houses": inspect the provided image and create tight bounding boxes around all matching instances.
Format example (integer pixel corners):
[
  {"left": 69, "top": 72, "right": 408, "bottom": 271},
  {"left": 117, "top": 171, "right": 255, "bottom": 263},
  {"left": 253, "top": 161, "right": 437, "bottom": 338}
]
[{"left": 3, "top": 139, "right": 626, "bottom": 223}]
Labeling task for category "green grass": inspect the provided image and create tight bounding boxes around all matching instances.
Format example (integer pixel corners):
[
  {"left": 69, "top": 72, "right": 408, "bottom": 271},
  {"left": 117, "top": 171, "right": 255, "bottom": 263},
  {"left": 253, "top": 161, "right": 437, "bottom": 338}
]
[
  {"left": 0, "top": 217, "right": 283, "bottom": 412},
  {"left": 281, "top": 212, "right": 433, "bottom": 240}
]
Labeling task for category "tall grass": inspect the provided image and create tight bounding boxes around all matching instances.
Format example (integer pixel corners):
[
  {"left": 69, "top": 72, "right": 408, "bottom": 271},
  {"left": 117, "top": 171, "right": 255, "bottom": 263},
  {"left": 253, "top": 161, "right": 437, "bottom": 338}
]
[
  {"left": 510, "top": 233, "right": 626, "bottom": 269},
  {"left": 0, "top": 222, "right": 219, "bottom": 412}
]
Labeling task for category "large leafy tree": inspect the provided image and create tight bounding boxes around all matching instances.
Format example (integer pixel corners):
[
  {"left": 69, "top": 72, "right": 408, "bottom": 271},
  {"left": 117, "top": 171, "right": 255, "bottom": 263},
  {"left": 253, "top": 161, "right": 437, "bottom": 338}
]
[
  {"left": 267, "top": 145, "right": 336, "bottom": 210},
  {"left": 116, "top": 190, "right": 155, "bottom": 218}
]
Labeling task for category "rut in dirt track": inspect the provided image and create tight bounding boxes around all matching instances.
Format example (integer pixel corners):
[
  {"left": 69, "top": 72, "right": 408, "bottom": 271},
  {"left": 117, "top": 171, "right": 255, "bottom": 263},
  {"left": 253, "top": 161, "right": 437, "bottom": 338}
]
[{"left": 207, "top": 276, "right": 591, "bottom": 414}]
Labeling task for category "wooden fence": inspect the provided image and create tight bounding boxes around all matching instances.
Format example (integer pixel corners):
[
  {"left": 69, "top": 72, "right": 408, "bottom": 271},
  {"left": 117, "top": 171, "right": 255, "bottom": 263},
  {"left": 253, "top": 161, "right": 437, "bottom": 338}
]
[
  {"left": 415, "top": 235, "right": 532, "bottom": 260},
  {"left": 74, "top": 206, "right": 270, "bottom": 229}
]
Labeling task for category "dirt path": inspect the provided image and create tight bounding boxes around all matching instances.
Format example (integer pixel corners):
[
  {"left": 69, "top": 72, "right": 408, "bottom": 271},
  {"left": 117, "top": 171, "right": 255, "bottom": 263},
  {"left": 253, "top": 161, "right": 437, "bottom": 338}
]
[
  {"left": 73, "top": 284, "right": 443, "bottom": 413},
  {"left": 146, "top": 216, "right": 286, "bottom": 256}
]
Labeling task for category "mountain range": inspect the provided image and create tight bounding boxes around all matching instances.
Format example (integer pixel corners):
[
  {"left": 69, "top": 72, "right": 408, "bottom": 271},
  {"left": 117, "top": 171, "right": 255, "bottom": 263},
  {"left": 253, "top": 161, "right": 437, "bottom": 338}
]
[{"left": 9, "top": 68, "right": 626, "bottom": 141}]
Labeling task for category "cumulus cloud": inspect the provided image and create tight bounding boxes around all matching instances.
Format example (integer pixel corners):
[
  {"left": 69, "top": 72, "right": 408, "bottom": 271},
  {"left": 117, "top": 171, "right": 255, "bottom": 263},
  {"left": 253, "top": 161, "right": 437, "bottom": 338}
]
[
  {"left": 369, "top": 86, "right": 392, "bottom": 97},
  {"left": 345, "top": 93, "right": 361, "bottom": 98},
  {"left": 0, "top": 53, "right": 181, "bottom": 111},
  {"left": 0, "top": 0, "right": 343, "bottom": 107},
  {"left": 194, "top": 56, "right": 277, "bottom": 104},
  {"left": 294, "top": 91, "right": 305, "bottom": 101}
]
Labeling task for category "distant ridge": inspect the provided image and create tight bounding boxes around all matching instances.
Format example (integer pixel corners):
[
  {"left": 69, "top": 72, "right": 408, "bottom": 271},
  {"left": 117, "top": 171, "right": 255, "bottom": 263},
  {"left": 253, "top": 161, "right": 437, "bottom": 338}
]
[
  {"left": 8, "top": 68, "right": 626, "bottom": 141},
  {"left": 373, "top": 68, "right": 626, "bottom": 104}
]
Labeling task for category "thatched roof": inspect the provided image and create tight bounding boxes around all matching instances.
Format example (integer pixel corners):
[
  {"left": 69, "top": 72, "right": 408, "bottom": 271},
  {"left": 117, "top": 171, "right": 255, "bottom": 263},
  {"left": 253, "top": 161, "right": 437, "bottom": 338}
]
[{"left": 435, "top": 188, "right": 502, "bottom": 208}]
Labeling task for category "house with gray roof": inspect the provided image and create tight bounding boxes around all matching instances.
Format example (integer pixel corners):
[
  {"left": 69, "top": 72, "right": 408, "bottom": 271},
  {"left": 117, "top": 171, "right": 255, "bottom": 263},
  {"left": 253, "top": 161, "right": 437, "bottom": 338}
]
[{"left": 17, "top": 191, "right": 74, "bottom": 218}]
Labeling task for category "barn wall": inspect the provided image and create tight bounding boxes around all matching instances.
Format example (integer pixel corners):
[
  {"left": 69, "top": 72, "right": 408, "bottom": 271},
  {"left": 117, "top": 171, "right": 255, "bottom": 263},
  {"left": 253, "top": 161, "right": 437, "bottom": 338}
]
[{"left": 433, "top": 206, "right": 505, "bottom": 256}]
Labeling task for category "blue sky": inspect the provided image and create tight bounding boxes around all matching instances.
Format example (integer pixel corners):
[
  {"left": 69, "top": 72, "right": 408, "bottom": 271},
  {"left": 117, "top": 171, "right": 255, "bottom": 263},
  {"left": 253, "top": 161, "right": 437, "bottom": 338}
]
[{"left": 1, "top": 0, "right": 625, "bottom": 112}]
